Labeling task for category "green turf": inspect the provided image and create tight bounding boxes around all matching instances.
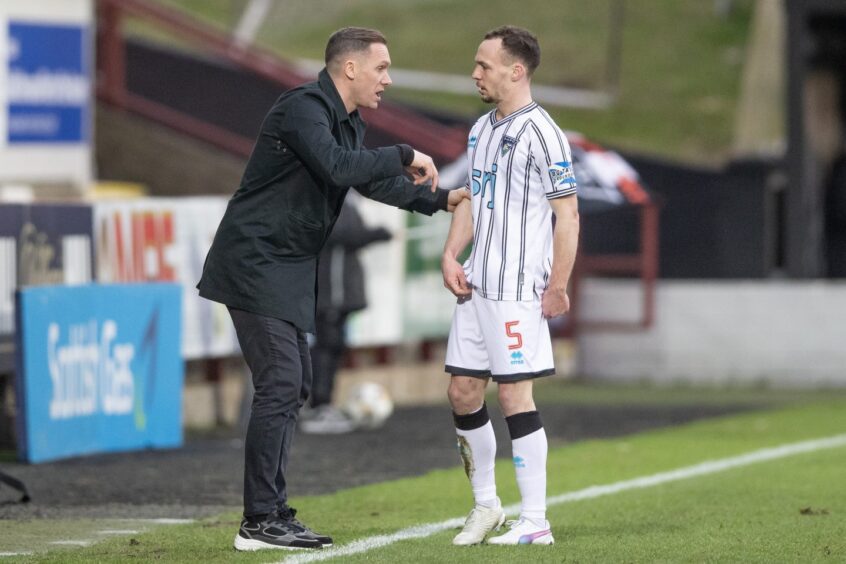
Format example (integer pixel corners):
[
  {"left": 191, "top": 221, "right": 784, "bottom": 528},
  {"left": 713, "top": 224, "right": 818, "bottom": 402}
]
[
  {"left": 531, "top": 378, "right": 846, "bottom": 407},
  {"left": 0, "top": 519, "right": 171, "bottom": 559},
  {"left": 386, "top": 447, "right": 846, "bottom": 563},
  {"left": 149, "top": 0, "right": 753, "bottom": 164},
  {"left": 10, "top": 398, "right": 846, "bottom": 562}
]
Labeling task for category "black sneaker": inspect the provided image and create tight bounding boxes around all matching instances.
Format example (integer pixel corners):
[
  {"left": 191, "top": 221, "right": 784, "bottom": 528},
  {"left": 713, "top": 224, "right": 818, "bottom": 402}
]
[
  {"left": 233, "top": 514, "right": 322, "bottom": 551},
  {"left": 278, "top": 506, "right": 333, "bottom": 547}
]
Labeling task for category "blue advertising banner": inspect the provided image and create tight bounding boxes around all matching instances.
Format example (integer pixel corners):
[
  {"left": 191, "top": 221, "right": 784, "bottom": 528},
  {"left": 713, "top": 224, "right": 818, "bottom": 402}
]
[
  {"left": 7, "top": 22, "right": 89, "bottom": 143},
  {"left": 15, "top": 283, "right": 183, "bottom": 463}
]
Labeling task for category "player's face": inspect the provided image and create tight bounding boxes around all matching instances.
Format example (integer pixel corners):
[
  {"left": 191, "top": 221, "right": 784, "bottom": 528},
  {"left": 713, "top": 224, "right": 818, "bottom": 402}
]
[
  {"left": 351, "top": 43, "right": 393, "bottom": 110},
  {"left": 471, "top": 38, "right": 513, "bottom": 104}
]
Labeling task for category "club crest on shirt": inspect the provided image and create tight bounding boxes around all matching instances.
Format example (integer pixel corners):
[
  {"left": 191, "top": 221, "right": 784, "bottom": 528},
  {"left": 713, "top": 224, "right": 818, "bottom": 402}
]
[
  {"left": 548, "top": 160, "right": 577, "bottom": 188},
  {"left": 500, "top": 135, "right": 517, "bottom": 157}
]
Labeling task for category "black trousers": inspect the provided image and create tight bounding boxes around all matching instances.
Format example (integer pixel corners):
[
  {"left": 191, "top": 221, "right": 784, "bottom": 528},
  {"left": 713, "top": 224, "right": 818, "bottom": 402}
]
[
  {"left": 228, "top": 307, "right": 311, "bottom": 518},
  {"left": 310, "top": 310, "right": 348, "bottom": 408}
]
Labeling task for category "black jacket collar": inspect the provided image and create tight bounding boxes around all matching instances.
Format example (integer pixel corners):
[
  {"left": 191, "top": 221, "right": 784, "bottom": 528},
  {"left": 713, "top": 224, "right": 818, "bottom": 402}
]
[{"left": 318, "top": 68, "right": 356, "bottom": 123}]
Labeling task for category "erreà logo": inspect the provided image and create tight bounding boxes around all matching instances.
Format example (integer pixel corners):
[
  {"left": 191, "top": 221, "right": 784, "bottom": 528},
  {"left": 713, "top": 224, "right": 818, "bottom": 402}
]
[
  {"left": 468, "top": 135, "right": 477, "bottom": 148},
  {"left": 510, "top": 350, "right": 524, "bottom": 365}
]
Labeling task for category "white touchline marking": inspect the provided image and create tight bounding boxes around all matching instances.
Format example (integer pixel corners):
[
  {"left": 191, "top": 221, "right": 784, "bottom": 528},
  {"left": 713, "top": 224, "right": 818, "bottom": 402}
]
[
  {"left": 0, "top": 552, "right": 34, "bottom": 557},
  {"left": 280, "top": 433, "right": 846, "bottom": 563},
  {"left": 31, "top": 518, "right": 193, "bottom": 555},
  {"left": 544, "top": 434, "right": 846, "bottom": 505},
  {"left": 130, "top": 518, "right": 195, "bottom": 525}
]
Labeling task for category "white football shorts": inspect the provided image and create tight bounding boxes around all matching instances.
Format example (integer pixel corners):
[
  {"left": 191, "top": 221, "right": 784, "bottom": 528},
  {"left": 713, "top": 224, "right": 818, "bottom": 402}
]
[{"left": 444, "top": 293, "right": 555, "bottom": 382}]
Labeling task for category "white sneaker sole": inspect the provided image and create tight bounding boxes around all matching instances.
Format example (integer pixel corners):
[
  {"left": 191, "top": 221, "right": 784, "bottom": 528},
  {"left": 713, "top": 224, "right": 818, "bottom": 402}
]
[
  {"left": 452, "top": 511, "right": 506, "bottom": 546},
  {"left": 488, "top": 532, "right": 555, "bottom": 545},
  {"left": 233, "top": 534, "right": 319, "bottom": 551}
]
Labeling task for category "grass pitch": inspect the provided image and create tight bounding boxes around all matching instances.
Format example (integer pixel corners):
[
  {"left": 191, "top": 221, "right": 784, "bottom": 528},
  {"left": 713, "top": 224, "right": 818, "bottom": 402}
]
[{"left": 8, "top": 396, "right": 846, "bottom": 563}]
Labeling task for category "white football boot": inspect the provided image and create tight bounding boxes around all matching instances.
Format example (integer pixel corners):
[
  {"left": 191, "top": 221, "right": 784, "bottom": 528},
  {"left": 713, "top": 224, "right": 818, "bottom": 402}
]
[
  {"left": 487, "top": 518, "right": 554, "bottom": 545},
  {"left": 452, "top": 501, "right": 506, "bottom": 546}
]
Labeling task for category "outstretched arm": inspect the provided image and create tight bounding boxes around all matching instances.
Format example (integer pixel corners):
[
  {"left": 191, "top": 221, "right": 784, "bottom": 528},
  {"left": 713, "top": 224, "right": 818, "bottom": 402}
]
[
  {"left": 276, "top": 95, "right": 406, "bottom": 187},
  {"left": 441, "top": 194, "right": 474, "bottom": 297},
  {"left": 542, "top": 194, "right": 579, "bottom": 318},
  {"left": 356, "top": 178, "right": 467, "bottom": 215}
]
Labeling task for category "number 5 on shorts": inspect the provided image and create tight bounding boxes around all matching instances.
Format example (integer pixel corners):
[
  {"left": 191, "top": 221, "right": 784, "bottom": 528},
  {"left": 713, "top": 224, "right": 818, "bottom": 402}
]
[{"left": 505, "top": 321, "right": 522, "bottom": 350}]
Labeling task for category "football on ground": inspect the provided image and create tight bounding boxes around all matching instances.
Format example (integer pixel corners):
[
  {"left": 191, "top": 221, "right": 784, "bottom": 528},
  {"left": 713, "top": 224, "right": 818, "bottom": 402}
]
[{"left": 344, "top": 382, "right": 394, "bottom": 429}]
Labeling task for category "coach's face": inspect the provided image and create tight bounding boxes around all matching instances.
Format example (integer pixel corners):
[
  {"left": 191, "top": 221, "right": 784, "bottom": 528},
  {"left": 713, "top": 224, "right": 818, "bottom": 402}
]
[
  {"left": 471, "top": 38, "right": 513, "bottom": 104},
  {"left": 350, "top": 43, "right": 393, "bottom": 110}
]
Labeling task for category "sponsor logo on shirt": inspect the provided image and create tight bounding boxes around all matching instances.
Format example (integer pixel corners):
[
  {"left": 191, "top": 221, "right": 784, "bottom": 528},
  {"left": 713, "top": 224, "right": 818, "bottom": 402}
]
[{"left": 548, "top": 160, "right": 577, "bottom": 188}]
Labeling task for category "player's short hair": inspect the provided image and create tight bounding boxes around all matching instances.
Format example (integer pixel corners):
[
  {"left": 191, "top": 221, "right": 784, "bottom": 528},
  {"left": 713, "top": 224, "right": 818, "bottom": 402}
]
[
  {"left": 484, "top": 25, "right": 540, "bottom": 76},
  {"left": 325, "top": 27, "right": 387, "bottom": 67}
]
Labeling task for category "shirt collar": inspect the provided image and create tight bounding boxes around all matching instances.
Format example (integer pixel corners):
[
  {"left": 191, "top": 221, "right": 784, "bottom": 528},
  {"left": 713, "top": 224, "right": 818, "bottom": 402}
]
[
  {"left": 318, "top": 68, "right": 356, "bottom": 122},
  {"left": 489, "top": 101, "right": 537, "bottom": 129}
]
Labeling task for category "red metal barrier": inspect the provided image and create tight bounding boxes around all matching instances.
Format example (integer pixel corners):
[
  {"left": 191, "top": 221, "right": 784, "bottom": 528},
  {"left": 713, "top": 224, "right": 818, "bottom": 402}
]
[
  {"left": 95, "top": 0, "right": 468, "bottom": 161},
  {"left": 568, "top": 202, "right": 659, "bottom": 333}
]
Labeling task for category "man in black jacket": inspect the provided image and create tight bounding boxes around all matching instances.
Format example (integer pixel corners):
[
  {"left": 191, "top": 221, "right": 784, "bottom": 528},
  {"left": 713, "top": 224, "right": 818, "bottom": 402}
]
[{"left": 198, "top": 27, "right": 467, "bottom": 551}]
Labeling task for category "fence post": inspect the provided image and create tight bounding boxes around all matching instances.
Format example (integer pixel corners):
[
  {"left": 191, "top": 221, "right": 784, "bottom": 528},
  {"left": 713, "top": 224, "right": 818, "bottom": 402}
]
[{"left": 97, "top": 0, "right": 127, "bottom": 107}]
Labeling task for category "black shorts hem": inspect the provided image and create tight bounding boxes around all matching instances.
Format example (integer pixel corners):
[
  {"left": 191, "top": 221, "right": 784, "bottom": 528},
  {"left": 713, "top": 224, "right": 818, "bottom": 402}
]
[
  {"left": 445, "top": 365, "right": 491, "bottom": 379},
  {"left": 445, "top": 366, "right": 555, "bottom": 382},
  {"left": 490, "top": 368, "right": 555, "bottom": 383}
]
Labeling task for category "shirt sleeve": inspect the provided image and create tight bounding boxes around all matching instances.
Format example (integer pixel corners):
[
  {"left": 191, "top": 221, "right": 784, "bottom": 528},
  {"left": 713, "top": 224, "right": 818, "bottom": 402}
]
[
  {"left": 530, "top": 120, "right": 578, "bottom": 200},
  {"left": 275, "top": 93, "right": 406, "bottom": 187}
]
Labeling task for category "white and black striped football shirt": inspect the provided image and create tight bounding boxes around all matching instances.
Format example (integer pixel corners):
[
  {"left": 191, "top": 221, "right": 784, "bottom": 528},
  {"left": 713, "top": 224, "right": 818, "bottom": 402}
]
[{"left": 463, "top": 101, "right": 576, "bottom": 301}]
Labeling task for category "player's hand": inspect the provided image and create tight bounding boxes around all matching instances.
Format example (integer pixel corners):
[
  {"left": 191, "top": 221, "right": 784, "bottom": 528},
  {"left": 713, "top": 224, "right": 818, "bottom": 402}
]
[
  {"left": 406, "top": 150, "right": 439, "bottom": 192},
  {"left": 542, "top": 285, "right": 570, "bottom": 318},
  {"left": 447, "top": 188, "right": 471, "bottom": 212},
  {"left": 442, "top": 255, "right": 471, "bottom": 297}
]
